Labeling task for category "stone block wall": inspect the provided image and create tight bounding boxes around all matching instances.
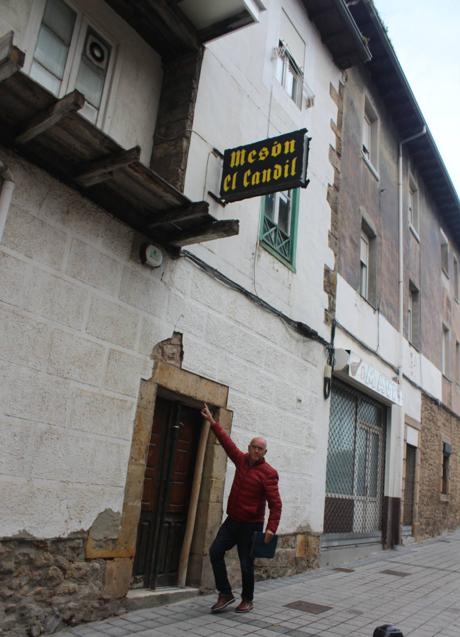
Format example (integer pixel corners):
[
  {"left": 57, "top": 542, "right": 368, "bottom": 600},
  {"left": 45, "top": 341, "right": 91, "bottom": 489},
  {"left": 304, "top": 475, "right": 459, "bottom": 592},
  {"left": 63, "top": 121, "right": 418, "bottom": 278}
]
[{"left": 416, "top": 394, "right": 460, "bottom": 539}]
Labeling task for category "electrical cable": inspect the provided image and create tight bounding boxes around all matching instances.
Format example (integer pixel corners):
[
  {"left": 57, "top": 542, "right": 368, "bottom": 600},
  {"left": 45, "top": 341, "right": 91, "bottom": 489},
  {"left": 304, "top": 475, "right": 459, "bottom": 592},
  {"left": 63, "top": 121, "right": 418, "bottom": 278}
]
[{"left": 180, "top": 249, "right": 329, "bottom": 348}]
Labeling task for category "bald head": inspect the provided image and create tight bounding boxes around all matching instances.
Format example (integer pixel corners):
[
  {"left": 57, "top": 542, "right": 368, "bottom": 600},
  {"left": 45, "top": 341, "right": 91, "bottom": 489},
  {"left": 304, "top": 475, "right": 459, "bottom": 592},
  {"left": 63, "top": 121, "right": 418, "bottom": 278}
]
[{"left": 248, "top": 436, "right": 267, "bottom": 464}]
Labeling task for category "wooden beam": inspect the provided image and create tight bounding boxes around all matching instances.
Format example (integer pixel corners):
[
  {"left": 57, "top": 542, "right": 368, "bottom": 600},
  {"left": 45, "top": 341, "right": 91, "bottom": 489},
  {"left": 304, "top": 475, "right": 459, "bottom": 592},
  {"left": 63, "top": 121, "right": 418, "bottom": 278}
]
[
  {"left": 75, "top": 146, "right": 141, "bottom": 187},
  {"left": 15, "top": 90, "right": 85, "bottom": 144},
  {"left": 0, "top": 32, "right": 25, "bottom": 83},
  {"left": 147, "top": 201, "right": 209, "bottom": 229},
  {"left": 168, "top": 219, "right": 239, "bottom": 247}
]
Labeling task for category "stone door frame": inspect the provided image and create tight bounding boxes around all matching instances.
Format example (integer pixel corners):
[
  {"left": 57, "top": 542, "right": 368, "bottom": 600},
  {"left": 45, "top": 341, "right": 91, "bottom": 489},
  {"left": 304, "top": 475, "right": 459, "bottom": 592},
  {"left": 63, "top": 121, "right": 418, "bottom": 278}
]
[{"left": 85, "top": 358, "right": 232, "bottom": 597}]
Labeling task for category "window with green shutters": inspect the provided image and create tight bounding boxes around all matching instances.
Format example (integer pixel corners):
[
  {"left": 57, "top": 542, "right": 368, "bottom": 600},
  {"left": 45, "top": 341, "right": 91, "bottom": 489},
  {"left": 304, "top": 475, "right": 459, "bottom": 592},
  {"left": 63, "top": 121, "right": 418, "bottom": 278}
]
[{"left": 260, "top": 188, "right": 299, "bottom": 269}]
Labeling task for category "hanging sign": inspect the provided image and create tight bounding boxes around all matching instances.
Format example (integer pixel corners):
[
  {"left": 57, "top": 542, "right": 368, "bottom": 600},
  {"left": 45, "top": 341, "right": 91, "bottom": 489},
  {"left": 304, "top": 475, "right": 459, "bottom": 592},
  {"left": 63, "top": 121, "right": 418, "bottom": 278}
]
[{"left": 219, "top": 129, "right": 310, "bottom": 203}]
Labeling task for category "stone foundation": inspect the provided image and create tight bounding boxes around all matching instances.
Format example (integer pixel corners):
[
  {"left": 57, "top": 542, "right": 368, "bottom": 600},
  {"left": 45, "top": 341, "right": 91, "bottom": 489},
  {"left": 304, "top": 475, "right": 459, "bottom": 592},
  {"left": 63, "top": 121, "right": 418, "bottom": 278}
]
[
  {"left": 222, "top": 531, "right": 320, "bottom": 591},
  {"left": 0, "top": 533, "right": 122, "bottom": 637}
]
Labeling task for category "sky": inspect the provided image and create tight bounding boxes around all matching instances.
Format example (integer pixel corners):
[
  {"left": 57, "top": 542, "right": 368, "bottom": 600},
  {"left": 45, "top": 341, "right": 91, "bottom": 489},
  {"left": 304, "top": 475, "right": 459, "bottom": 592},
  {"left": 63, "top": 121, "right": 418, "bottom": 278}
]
[{"left": 372, "top": 0, "right": 460, "bottom": 196}]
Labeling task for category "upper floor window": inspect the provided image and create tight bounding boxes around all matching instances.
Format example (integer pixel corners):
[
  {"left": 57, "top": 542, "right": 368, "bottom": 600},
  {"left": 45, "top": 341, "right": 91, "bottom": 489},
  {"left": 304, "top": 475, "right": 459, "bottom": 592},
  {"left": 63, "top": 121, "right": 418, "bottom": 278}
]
[
  {"left": 362, "top": 97, "right": 379, "bottom": 175},
  {"left": 360, "top": 231, "right": 370, "bottom": 299},
  {"left": 442, "top": 324, "right": 450, "bottom": 377},
  {"left": 28, "top": 0, "right": 114, "bottom": 125},
  {"left": 359, "top": 218, "right": 376, "bottom": 304},
  {"left": 440, "top": 229, "right": 449, "bottom": 276},
  {"left": 454, "top": 256, "right": 459, "bottom": 302},
  {"left": 408, "top": 281, "right": 420, "bottom": 348},
  {"left": 408, "top": 177, "right": 419, "bottom": 235},
  {"left": 260, "top": 189, "right": 299, "bottom": 267},
  {"left": 275, "top": 11, "right": 305, "bottom": 108}
]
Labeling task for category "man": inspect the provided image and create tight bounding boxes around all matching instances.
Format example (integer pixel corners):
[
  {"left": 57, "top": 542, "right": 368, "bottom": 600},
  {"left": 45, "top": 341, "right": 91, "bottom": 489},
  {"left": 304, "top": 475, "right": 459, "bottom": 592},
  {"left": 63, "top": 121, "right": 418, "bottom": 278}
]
[{"left": 201, "top": 403, "right": 282, "bottom": 614}]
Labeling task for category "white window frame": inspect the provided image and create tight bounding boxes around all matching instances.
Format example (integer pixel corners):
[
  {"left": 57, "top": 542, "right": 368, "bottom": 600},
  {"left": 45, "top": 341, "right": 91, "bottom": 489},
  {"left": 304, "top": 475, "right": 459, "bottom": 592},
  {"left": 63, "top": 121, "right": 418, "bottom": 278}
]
[
  {"left": 275, "top": 41, "right": 303, "bottom": 108},
  {"left": 24, "top": 0, "right": 116, "bottom": 129},
  {"left": 360, "top": 231, "right": 370, "bottom": 300},
  {"left": 440, "top": 229, "right": 449, "bottom": 277},
  {"left": 454, "top": 256, "right": 459, "bottom": 302},
  {"left": 442, "top": 324, "right": 450, "bottom": 377},
  {"left": 456, "top": 340, "right": 460, "bottom": 385},
  {"left": 408, "top": 175, "right": 419, "bottom": 237},
  {"left": 362, "top": 96, "right": 379, "bottom": 177}
]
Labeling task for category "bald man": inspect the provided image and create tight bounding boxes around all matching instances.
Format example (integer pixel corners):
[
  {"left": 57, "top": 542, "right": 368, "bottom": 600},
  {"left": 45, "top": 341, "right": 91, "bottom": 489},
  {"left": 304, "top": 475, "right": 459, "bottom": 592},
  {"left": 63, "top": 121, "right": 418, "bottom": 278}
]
[{"left": 201, "top": 403, "right": 282, "bottom": 614}]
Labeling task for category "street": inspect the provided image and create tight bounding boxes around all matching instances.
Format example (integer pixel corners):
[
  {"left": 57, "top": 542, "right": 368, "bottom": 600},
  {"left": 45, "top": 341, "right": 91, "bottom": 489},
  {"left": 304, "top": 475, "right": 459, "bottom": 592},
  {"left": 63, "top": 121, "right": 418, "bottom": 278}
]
[{"left": 55, "top": 529, "right": 460, "bottom": 637}]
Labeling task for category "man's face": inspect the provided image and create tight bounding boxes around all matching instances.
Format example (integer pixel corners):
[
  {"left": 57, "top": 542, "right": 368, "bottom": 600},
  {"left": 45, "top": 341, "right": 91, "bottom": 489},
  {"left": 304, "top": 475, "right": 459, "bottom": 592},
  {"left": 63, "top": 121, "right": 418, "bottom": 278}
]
[{"left": 248, "top": 437, "right": 267, "bottom": 463}]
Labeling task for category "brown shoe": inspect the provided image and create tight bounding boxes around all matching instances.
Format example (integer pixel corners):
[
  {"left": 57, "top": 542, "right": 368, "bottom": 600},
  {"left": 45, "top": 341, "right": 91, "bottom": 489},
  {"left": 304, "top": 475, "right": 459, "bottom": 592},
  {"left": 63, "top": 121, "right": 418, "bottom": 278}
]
[
  {"left": 211, "top": 593, "right": 236, "bottom": 613},
  {"left": 235, "top": 599, "right": 254, "bottom": 613}
]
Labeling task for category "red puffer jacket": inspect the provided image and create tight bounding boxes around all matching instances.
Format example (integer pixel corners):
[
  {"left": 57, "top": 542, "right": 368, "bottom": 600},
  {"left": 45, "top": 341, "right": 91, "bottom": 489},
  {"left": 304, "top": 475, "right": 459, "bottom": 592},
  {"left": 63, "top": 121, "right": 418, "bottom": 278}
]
[{"left": 211, "top": 421, "right": 282, "bottom": 533}]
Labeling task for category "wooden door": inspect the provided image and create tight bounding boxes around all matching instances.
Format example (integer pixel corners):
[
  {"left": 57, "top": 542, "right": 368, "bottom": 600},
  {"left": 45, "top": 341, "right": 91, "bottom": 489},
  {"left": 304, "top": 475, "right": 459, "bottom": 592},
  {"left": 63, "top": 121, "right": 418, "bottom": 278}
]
[
  {"left": 403, "top": 444, "right": 416, "bottom": 526},
  {"left": 133, "top": 397, "right": 201, "bottom": 588}
]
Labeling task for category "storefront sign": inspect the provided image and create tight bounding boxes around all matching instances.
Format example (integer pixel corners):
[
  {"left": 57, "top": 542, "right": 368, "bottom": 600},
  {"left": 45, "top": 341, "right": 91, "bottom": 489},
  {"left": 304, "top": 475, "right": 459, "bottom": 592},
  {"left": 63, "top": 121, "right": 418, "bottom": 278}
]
[
  {"left": 349, "top": 360, "right": 402, "bottom": 406},
  {"left": 220, "top": 129, "right": 310, "bottom": 203}
]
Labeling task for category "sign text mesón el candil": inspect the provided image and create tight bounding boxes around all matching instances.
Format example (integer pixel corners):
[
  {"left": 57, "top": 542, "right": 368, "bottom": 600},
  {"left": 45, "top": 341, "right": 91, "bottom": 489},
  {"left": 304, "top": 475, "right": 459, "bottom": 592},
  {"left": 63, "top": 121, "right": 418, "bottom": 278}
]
[{"left": 220, "top": 129, "right": 310, "bottom": 203}]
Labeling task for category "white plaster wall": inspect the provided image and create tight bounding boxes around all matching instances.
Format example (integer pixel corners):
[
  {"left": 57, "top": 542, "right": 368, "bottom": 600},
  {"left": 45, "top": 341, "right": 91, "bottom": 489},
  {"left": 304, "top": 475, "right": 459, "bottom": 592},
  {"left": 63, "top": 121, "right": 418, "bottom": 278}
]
[
  {"left": 336, "top": 273, "right": 442, "bottom": 401},
  {"left": 183, "top": 0, "right": 342, "bottom": 342},
  {"left": 0, "top": 0, "right": 162, "bottom": 165},
  {"left": 0, "top": 147, "right": 330, "bottom": 537}
]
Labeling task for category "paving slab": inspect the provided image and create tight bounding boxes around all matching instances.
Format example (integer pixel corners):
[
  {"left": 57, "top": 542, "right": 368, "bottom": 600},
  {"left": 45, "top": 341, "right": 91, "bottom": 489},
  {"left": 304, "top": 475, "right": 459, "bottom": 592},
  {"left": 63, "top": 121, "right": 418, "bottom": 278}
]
[{"left": 54, "top": 529, "right": 460, "bottom": 637}]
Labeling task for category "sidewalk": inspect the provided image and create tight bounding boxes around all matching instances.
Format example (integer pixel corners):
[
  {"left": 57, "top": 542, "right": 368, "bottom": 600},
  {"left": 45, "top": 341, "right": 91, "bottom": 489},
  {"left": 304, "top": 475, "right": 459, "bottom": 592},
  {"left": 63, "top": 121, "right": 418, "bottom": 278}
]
[{"left": 56, "top": 530, "right": 460, "bottom": 637}]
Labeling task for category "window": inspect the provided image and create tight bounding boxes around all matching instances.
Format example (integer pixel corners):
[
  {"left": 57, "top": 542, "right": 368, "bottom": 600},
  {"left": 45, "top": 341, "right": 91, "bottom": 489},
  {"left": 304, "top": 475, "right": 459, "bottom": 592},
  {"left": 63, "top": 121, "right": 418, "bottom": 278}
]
[
  {"left": 454, "top": 256, "right": 459, "bottom": 302},
  {"left": 441, "top": 230, "right": 449, "bottom": 276},
  {"left": 275, "top": 12, "right": 305, "bottom": 107},
  {"left": 360, "top": 232, "right": 369, "bottom": 299},
  {"left": 456, "top": 341, "right": 460, "bottom": 384},
  {"left": 29, "top": 0, "right": 114, "bottom": 125},
  {"left": 362, "top": 97, "right": 379, "bottom": 172},
  {"left": 260, "top": 189, "right": 299, "bottom": 266},
  {"left": 408, "top": 282, "right": 420, "bottom": 347},
  {"left": 408, "top": 178, "right": 419, "bottom": 235},
  {"left": 442, "top": 324, "right": 450, "bottom": 377},
  {"left": 442, "top": 442, "right": 452, "bottom": 495}
]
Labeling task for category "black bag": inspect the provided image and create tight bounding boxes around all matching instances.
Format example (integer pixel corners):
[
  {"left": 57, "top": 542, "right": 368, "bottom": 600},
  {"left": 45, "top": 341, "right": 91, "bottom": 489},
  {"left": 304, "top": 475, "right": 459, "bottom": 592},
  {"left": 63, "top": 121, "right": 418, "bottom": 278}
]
[{"left": 251, "top": 531, "right": 278, "bottom": 558}]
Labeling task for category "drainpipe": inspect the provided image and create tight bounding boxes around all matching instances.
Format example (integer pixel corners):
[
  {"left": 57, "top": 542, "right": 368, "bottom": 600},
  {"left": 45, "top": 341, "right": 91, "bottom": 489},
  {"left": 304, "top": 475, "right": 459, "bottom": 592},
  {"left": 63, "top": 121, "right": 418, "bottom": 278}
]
[
  {"left": 0, "top": 161, "right": 15, "bottom": 242},
  {"left": 393, "top": 126, "right": 426, "bottom": 546}
]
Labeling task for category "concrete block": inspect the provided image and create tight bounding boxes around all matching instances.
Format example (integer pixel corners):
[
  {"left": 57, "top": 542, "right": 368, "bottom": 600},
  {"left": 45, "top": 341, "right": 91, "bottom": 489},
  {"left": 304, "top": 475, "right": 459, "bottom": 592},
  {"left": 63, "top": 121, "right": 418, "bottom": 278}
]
[
  {"left": 48, "top": 329, "right": 106, "bottom": 385},
  {"left": 190, "top": 268, "right": 231, "bottom": 315},
  {"left": 69, "top": 387, "right": 135, "bottom": 440},
  {"left": 119, "top": 265, "right": 168, "bottom": 317},
  {"left": 0, "top": 418, "right": 34, "bottom": 478},
  {"left": 99, "top": 217, "right": 134, "bottom": 260},
  {"left": 137, "top": 316, "right": 170, "bottom": 355},
  {"left": 2, "top": 205, "right": 67, "bottom": 269},
  {"left": 0, "top": 250, "right": 30, "bottom": 308},
  {"left": 0, "top": 305, "right": 53, "bottom": 371},
  {"left": 26, "top": 268, "right": 88, "bottom": 329},
  {"left": 86, "top": 296, "right": 140, "bottom": 349},
  {"left": 66, "top": 239, "right": 122, "bottom": 295},
  {"left": 166, "top": 292, "right": 207, "bottom": 338},
  {"left": 182, "top": 334, "right": 218, "bottom": 379},
  {"left": 104, "top": 349, "right": 152, "bottom": 397},
  {"left": 31, "top": 427, "right": 131, "bottom": 487},
  {"left": 0, "top": 361, "right": 70, "bottom": 426}
]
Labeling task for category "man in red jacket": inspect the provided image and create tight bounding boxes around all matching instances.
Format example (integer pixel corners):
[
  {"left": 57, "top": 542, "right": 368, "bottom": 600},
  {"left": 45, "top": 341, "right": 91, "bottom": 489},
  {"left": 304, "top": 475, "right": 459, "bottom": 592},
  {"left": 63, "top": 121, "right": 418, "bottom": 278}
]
[{"left": 201, "top": 403, "right": 282, "bottom": 614}]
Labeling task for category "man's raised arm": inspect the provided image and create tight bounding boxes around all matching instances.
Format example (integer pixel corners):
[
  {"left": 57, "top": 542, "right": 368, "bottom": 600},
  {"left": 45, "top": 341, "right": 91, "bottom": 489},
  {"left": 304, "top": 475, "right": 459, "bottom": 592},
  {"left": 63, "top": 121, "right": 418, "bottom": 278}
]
[{"left": 201, "top": 403, "right": 244, "bottom": 465}]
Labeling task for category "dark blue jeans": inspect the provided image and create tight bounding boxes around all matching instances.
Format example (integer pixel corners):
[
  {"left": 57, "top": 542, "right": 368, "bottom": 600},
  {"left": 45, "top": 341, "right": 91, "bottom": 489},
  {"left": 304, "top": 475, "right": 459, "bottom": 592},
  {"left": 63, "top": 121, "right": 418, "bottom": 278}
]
[{"left": 209, "top": 517, "right": 263, "bottom": 601}]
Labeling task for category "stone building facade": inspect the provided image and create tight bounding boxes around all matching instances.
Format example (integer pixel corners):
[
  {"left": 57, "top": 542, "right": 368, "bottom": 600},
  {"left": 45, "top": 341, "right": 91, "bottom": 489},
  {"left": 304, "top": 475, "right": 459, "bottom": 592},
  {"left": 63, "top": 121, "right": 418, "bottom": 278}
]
[
  {"left": 0, "top": 1, "right": 373, "bottom": 635},
  {"left": 323, "top": 0, "right": 460, "bottom": 566}
]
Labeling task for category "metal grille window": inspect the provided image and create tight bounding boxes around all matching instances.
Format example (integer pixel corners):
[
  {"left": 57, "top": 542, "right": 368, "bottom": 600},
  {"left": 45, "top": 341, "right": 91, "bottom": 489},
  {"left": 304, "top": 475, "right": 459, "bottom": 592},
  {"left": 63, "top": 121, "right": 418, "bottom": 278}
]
[
  {"left": 260, "top": 189, "right": 299, "bottom": 267},
  {"left": 324, "top": 381, "right": 385, "bottom": 539}
]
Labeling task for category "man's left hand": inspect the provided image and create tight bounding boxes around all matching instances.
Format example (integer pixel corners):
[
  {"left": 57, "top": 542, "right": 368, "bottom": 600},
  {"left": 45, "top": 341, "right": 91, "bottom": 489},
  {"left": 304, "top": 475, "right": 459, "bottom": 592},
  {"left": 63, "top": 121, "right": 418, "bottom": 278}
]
[{"left": 264, "top": 530, "right": 274, "bottom": 544}]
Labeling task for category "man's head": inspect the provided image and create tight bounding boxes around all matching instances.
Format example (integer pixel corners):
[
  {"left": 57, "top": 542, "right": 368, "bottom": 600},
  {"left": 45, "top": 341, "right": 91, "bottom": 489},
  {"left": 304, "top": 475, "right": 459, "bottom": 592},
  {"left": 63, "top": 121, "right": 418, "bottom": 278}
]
[{"left": 248, "top": 436, "right": 267, "bottom": 464}]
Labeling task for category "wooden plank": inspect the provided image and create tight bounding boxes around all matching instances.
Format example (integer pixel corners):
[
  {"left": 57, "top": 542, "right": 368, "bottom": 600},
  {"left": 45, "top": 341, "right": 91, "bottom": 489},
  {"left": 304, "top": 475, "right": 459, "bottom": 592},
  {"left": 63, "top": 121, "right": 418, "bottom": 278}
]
[
  {"left": 15, "top": 90, "right": 85, "bottom": 144},
  {"left": 0, "top": 32, "right": 25, "bottom": 83},
  {"left": 75, "top": 146, "right": 141, "bottom": 187},
  {"left": 147, "top": 201, "right": 209, "bottom": 229},
  {"left": 168, "top": 219, "right": 239, "bottom": 247}
]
